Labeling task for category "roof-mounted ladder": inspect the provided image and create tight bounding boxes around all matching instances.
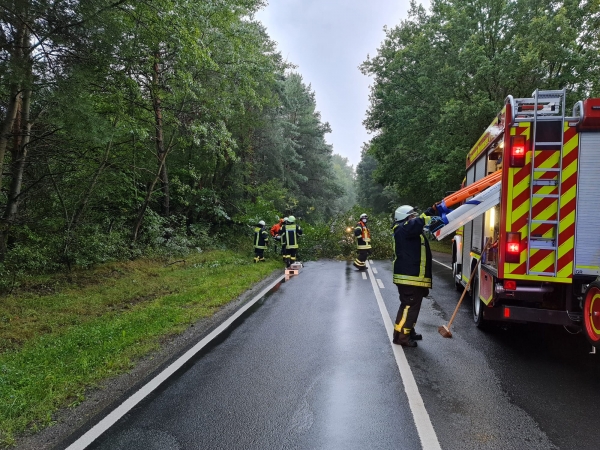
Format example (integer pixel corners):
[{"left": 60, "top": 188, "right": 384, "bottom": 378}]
[{"left": 523, "top": 89, "right": 566, "bottom": 277}]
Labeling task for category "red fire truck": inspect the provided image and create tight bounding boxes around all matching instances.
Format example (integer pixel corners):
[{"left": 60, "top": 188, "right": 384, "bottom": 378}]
[{"left": 432, "top": 89, "right": 600, "bottom": 347}]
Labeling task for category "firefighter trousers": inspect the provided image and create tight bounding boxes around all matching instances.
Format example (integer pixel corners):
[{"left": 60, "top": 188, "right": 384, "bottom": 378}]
[
  {"left": 353, "top": 249, "right": 370, "bottom": 270},
  {"left": 254, "top": 248, "right": 265, "bottom": 262},
  {"left": 393, "top": 284, "right": 428, "bottom": 337},
  {"left": 284, "top": 248, "right": 297, "bottom": 267}
]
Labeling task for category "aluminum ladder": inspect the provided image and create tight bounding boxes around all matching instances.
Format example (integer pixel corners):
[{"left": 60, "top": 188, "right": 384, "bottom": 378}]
[{"left": 515, "top": 89, "right": 566, "bottom": 276}]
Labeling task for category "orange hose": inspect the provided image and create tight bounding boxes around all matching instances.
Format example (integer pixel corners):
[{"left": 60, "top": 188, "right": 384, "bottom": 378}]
[{"left": 440, "top": 170, "right": 502, "bottom": 208}]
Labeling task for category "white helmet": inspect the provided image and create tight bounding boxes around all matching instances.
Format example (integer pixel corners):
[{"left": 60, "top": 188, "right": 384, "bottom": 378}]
[
  {"left": 283, "top": 217, "right": 288, "bottom": 222},
  {"left": 258, "top": 220, "right": 265, "bottom": 226},
  {"left": 287, "top": 215, "right": 296, "bottom": 223},
  {"left": 394, "top": 205, "right": 417, "bottom": 222},
  {"left": 360, "top": 213, "right": 368, "bottom": 220}
]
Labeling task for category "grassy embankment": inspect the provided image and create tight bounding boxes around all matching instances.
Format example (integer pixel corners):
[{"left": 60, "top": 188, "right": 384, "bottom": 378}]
[{"left": 0, "top": 250, "right": 281, "bottom": 447}]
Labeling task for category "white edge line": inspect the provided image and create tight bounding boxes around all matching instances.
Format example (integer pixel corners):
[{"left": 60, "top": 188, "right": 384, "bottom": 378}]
[
  {"left": 432, "top": 258, "right": 452, "bottom": 271},
  {"left": 376, "top": 278, "right": 385, "bottom": 289},
  {"left": 66, "top": 275, "right": 285, "bottom": 450},
  {"left": 366, "top": 266, "right": 442, "bottom": 450}
]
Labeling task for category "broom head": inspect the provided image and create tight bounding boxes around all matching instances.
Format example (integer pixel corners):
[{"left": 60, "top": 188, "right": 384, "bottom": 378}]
[{"left": 438, "top": 325, "right": 453, "bottom": 338}]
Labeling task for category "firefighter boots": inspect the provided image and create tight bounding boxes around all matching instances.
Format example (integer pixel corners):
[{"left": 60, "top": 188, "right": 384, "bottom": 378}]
[
  {"left": 410, "top": 329, "right": 423, "bottom": 341},
  {"left": 392, "top": 330, "right": 417, "bottom": 347}
]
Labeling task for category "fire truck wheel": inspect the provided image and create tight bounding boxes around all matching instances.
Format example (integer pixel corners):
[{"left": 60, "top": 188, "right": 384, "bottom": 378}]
[
  {"left": 452, "top": 262, "right": 463, "bottom": 292},
  {"left": 451, "top": 245, "right": 462, "bottom": 292},
  {"left": 471, "top": 273, "right": 486, "bottom": 328},
  {"left": 583, "top": 280, "right": 600, "bottom": 347}
]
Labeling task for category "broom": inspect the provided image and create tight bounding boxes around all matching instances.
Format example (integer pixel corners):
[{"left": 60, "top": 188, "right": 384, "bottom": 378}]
[{"left": 438, "top": 257, "right": 482, "bottom": 338}]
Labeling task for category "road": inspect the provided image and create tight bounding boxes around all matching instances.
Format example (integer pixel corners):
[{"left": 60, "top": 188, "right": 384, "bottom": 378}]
[{"left": 68, "top": 255, "right": 600, "bottom": 450}]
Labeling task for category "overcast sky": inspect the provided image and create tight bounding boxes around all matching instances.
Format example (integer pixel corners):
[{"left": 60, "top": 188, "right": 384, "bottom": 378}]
[{"left": 255, "top": 0, "right": 423, "bottom": 168}]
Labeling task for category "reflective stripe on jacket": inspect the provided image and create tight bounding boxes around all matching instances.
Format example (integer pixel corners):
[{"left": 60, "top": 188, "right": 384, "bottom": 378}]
[
  {"left": 254, "top": 226, "right": 269, "bottom": 249},
  {"left": 392, "top": 218, "right": 432, "bottom": 288},
  {"left": 282, "top": 224, "right": 302, "bottom": 249},
  {"left": 354, "top": 221, "right": 371, "bottom": 250}
]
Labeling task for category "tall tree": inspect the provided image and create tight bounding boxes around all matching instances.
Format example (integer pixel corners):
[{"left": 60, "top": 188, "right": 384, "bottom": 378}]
[{"left": 361, "top": 0, "right": 600, "bottom": 207}]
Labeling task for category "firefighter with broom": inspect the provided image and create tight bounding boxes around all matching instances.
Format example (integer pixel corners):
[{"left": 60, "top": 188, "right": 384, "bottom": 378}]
[{"left": 391, "top": 204, "right": 437, "bottom": 347}]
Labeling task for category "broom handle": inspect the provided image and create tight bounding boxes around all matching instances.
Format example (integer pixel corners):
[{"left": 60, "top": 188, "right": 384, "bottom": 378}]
[{"left": 447, "top": 257, "right": 482, "bottom": 328}]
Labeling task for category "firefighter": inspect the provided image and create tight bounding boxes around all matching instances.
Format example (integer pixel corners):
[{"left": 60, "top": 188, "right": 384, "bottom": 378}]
[
  {"left": 391, "top": 205, "right": 436, "bottom": 347},
  {"left": 280, "top": 216, "right": 302, "bottom": 267},
  {"left": 270, "top": 218, "right": 284, "bottom": 238},
  {"left": 253, "top": 220, "right": 269, "bottom": 263},
  {"left": 270, "top": 217, "right": 285, "bottom": 254},
  {"left": 353, "top": 213, "right": 371, "bottom": 270},
  {"left": 275, "top": 217, "right": 288, "bottom": 260}
]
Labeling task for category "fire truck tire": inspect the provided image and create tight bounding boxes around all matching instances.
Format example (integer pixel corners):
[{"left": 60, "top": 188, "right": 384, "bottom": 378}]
[
  {"left": 451, "top": 246, "right": 462, "bottom": 292},
  {"left": 452, "top": 262, "right": 462, "bottom": 292},
  {"left": 583, "top": 280, "right": 600, "bottom": 347},
  {"left": 471, "top": 273, "right": 486, "bottom": 328}
]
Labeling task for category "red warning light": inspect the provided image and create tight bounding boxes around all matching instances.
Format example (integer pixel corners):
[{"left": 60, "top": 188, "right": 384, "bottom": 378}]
[
  {"left": 505, "top": 232, "right": 521, "bottom": 263},
  {"left": 504, "top": 307, "right": 511, "bottom": 318},
  {"left": 510, "top": 136, "right": 526, "bottom": 167}
]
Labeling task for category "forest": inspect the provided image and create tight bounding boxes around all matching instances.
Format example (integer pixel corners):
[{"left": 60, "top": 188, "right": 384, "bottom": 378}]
[
  {"left": 3, "top": 0, "right": 600, "bottom": 280},
  {"left": 0, "top": 0, "right": 357, "bottom": 287},
  {"left": 359, "top": 0, "right": 600, "bottom": 211}
]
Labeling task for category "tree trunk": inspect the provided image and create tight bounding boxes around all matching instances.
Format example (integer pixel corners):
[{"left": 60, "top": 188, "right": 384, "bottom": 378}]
[
  {"left": 0, "top": 77, "right": 31, "bottom": 261},
  {"left": 131, "top": 154, "right": 167, "bottom": 244},
  {"left": 0, "top": 85, "right": 21, "bottom": 194},
  {"left": 152, "top": 51, "right": 169, "bottom": 216}
]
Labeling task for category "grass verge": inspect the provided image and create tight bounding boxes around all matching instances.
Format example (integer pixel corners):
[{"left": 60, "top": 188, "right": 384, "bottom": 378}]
[
  {"left": 429, "top": 238, "right": 452, "bottom": 254},
  {"left": 0, "top": 250, "right": 281, "bottom": 447}
]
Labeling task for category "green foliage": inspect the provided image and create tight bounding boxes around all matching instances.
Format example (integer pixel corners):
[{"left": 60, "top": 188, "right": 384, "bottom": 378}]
[
  {"left": 356, "top": 148, "right": 400, "bottom": 214},
  {"left": 0, "top": 250, "right": 280, "bottom": 445},
  {"left": 0, "top": 0, "right": 356, "bottom": 277},
  {"left": 296, "top": 206, "right": 395, "bottom": 261},
  {"left": 360, "top": 0, "right": 600, "bottom": 208}
]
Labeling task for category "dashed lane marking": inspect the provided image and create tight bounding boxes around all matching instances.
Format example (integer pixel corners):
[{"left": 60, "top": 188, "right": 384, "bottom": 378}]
[
  {"left": 372, "top": 266, "right": 378, "bottom": 274},
  {"left": 362, "top": 272, "right": 367, "bottom": 280},
  {"left": 377, "top": 278, "right": 384, "bottom": 289},
  {"left": 65, "top": 275, "right": 286, "bottom": 450},
  {"left": 366, "top": 265, "right": 442, "bottom": 450}
]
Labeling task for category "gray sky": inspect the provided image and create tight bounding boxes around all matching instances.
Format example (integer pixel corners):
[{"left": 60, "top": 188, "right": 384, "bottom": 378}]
[{"left": 255, "top": 0, "right": 418, "bottom": 168}]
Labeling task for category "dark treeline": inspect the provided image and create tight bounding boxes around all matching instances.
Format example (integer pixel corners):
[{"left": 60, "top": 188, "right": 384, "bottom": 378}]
[
  {"left": 0, "top": 0, "right": 356, "bottom": 281},
  {"left": 358, "top": 0, "right": 600, "bottom": 211}
]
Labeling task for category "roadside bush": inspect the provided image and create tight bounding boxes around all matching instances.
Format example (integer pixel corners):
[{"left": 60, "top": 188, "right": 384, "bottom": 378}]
[{"left": 297, "top": 206, "right": 394, "bottom": 261}]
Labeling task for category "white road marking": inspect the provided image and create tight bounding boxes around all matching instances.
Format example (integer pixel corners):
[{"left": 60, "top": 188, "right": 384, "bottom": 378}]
[
  {"left": 377, "top": 278, "right": 385, "bottom": 289},
  {"left": 366, "top": 265, "right": 442, "bottom": 450},
  {"left": 66, "top": 275, "right": 286, "bottom": 450},
  {"left": 369, "top": 259, "right": 374, "bottom": 265},
  {"left": 433, "top": 258, "right": 452, "bottom": 270},
  {"left": 372, "top": 266, "right": 378, "bottom": 274},
  {"left": 362, "top": 272, "right": 367, "bottom": 280}
]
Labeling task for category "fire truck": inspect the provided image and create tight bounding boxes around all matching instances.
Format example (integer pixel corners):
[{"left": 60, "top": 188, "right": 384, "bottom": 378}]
[{"left": 430, "top": 89, "right": 600, "bottom": 347}]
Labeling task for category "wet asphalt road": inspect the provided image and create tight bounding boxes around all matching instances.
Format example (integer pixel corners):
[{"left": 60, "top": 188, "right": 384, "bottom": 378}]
[{"left": 86, "top": 256, "right": 600, "bottom": 450}]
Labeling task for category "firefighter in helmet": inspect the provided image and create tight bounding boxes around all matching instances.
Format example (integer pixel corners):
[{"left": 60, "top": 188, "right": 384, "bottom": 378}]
[
  {"left": 270, "top": 217, "right": 285, "bottom": 254},
  {"left": 280, "top": 216, "right": 302, "bottom": 267},
  {"left": 391, "top": 205, "right": 436, "bottom": 347},
  {"left": 353, "top": 213, "right": 371, "bottom": 270},
  {"left": 275, "top": 217, "right": 288, "bottom": 260},
  {"left": 253, "top": 220, "right": 269, "bottom": 263}
]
